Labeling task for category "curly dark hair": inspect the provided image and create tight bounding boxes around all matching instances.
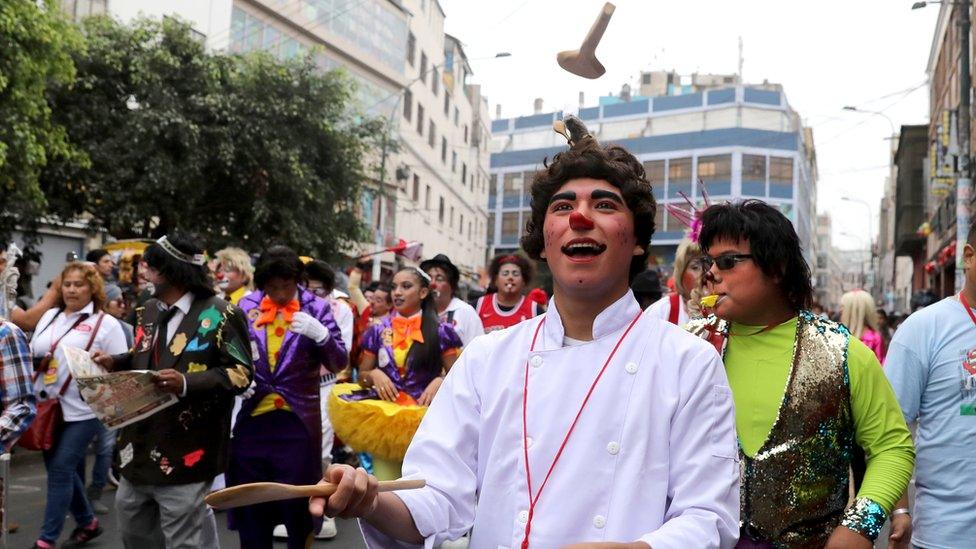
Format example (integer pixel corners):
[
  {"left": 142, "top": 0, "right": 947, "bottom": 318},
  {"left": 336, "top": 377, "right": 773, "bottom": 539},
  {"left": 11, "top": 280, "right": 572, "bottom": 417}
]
[
  {"left": 304, "top": 260, "right": 336, "bottom": 293},
  {"left": 253, "top": 246, "right": 305, "bottom": 290},
  {"left": 698, "top": 199, "right": 813, "bottom": 311},
  {"left": 520, "top": 141, "right": 656, "bottom": 282},
  {"left": 141, "top": 233, "right": 215, "bottom": 299},
  {"left": 486, "top": 253, "right": 533, "bottom": 293}
]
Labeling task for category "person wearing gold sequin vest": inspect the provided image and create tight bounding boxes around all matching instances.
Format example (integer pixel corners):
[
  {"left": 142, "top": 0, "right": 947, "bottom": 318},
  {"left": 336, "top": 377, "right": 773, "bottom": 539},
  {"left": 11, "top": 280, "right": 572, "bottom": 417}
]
[{"left": 686, "top": 200, "right": 915, "bottom": 549}]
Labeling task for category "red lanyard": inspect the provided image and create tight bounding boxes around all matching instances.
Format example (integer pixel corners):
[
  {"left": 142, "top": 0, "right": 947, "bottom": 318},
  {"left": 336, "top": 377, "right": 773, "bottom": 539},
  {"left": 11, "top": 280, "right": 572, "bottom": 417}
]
[
  {"left": 519, "top": 310, "right": 643, "bottom": 549},
  {"left": 960, "top": 293, "right": 976, "bottom": 327}
]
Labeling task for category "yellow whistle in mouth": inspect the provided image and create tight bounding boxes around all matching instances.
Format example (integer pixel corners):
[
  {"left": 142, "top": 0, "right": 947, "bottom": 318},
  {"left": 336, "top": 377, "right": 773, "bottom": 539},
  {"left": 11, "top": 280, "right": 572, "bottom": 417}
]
[{"left": 700, "top": 294, "right": 718, "bottom": 308}]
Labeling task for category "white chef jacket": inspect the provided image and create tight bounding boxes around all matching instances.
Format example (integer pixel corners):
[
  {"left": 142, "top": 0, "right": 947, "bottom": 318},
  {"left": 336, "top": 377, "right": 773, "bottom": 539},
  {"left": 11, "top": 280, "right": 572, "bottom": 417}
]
[
  {"left": 440, "top": 297, "right": 484, "bottom": 348},
  {"left": 362, "top": 290, "right": 739, "bottom": 549},
  {"left": 645, "top": 293, "right": 690, "bottom": 326}
]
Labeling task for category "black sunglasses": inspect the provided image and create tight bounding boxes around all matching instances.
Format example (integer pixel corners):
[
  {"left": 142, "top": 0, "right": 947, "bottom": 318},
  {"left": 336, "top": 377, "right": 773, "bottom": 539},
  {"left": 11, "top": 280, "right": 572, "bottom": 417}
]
[{"left": 700, "top": 253, "right": 753, "bottom": 271}]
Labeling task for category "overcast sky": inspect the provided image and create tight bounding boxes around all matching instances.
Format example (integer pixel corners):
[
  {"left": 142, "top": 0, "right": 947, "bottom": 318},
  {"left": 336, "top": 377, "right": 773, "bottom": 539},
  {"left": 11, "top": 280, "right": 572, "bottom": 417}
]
[{"left": 439, "top": 0, "right": 940, "bottom": 250}]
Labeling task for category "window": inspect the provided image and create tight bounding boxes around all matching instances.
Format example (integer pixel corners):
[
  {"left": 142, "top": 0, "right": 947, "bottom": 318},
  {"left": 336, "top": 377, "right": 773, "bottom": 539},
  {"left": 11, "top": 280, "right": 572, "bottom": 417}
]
[
  {"left": 668, "top": 157, "right": 692, "bottom": 198},
  {"left": 450, "top": 206, "right": 454, "bottom": 228},
  {"left": 454, "top": 107, "right": 459, "bottom": 126},
  {"left": 444, "top": 94, "right": 450, "bottom": 116},
  {"left": 742, "top": 154, "right": 766, "bottom": 196},
  {"left": 429, "top": 121, "right": 436, "bottom": 148},
  {"left": 452, "top": 151, "right": 457, "bottom": 172},
  {"left": 438, "top": 196, "right": 445, "bottom": 224},
  {"left": 459, "top": 214, "right": 464, "bottom": 235},
  {"left": 769, "top": 157, "right": 794, "bottom": 198},
  {"left": 468, "top": 221, "right": 472, "bottom": 240},
  {"left": 461, "top": 163, "right": 467, "bottom": 185},
  {"left": 403, "top": 89, "right": 413, "bottom": 121},
  {"left": 697, "top": 154, "right": 731, "bottom": 195},
  {"left": 406, "top": 32, "right": 416, "bottom": 66},
  {"left": 643, "top": 160, "right": 665, "bottom": 199},
  {"left": 412, "top": 175, "right": 420, "bottom": 201},
  {"left": 420, "top": 53, "right": 428, "bottom": 84},
  {"left": 463, "top": 125, "right": 468, "bottom": 144},
  {"left": 503, "top": 172, "right": 523, "bottom": 207},
  {"left": 425, "top": 185, "right": 431, "bottom": 210},
  {"left": 416, "top": 104, "right": 425, "bottom": 135},
  {"left": 488, "top": 213, "right": 495, "bottom": 241},
  {"left": 432, "top": 67, "right": 439, "bottom": 96},
  {"left": 441, "top": 137, "right": 448, "bottom": 162},
  {"left": 501, "top": 212, "right": 520, "bottom": 241}
]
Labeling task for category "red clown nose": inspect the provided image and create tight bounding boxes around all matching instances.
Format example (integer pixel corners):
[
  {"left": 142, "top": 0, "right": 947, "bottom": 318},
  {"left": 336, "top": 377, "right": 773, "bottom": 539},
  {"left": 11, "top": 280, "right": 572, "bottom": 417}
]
[{"left": 569, "top": 211, "right": 595, "bottom": 230}]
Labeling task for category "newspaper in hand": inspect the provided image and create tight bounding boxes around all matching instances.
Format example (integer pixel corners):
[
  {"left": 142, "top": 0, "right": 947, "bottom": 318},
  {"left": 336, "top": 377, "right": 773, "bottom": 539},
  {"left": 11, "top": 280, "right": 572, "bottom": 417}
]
[{"left": 62, "top": 346, "right": 178, "bottom": 431}]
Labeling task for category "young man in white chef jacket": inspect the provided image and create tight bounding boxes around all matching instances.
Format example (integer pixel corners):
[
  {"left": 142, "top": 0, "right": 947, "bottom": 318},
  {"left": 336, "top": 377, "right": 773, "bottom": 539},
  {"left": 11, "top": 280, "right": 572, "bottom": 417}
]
[{"left": 310, "top": 117, "right": 740, "bottom": 549}]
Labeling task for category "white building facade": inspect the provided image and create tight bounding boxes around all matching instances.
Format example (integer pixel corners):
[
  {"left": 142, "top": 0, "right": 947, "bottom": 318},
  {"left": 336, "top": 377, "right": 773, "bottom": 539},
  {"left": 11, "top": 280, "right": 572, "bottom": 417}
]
[{"left": 67, "top": 0, "right": 490, "bottom": 281}]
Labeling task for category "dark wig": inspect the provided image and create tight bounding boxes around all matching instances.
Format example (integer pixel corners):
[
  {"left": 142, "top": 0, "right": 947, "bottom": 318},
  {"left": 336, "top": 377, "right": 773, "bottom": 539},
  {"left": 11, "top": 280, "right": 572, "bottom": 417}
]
[
  {"left": 141, "top": 234, "right": 215, "bottom": 299},
  {"left": 305, "top": 260, "right": 336, "bottom": 293},
  {"left": 254, "top": 246, "right": 305, "bottom": 290},
  {"left": 486, "top": 253, "right": 533, "bottom": 294},
  {"left": 698, "top": 199, "right": 813, "bottom": 311},
  {"left": 519, "top": 140, "right": 656, "bottom": 282},
  {"left": 399, "top": 268, "right": 443, "bottom": 379}
]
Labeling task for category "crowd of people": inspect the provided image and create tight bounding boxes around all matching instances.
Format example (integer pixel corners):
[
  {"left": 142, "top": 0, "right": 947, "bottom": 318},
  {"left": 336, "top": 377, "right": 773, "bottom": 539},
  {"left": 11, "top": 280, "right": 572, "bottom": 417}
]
[{"left": 0, "top": 113, "right": 972, "bottom": 549}]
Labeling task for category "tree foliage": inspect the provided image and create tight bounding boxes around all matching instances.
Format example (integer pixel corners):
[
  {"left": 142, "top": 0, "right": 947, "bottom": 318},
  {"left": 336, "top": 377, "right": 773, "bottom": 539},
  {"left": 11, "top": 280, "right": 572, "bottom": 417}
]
[
  {"left": 41, "top": 16, "right": 380, "bottom": 260},
  {"left": 0, "top": 0, "right": 83, "bottom": 241}
]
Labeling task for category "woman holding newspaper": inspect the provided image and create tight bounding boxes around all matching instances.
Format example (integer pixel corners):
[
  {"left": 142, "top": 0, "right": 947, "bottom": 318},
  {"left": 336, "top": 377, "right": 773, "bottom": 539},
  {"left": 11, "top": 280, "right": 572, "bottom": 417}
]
[{"left": 29, "top": 262, "right": 128, "bottom": 549}]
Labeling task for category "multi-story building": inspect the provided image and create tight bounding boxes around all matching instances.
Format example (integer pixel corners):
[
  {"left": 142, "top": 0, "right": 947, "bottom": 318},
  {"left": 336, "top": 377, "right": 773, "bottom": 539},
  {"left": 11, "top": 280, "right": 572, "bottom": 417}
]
[
  {"left": 488, "top": 76, "right": 818, "bottom": 274},
  {"left": 63, "top": 0, "right": 491, "bottom": 283},
  {"left": 814, "top": 214, "right": 844, "bottom": 311},
  {"left": 924, "top": 2, "right": 970, "bottom": 297}
]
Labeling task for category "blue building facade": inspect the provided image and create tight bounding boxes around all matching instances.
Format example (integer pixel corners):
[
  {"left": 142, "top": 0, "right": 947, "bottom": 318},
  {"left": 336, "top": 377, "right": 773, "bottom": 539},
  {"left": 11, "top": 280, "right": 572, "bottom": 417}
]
[{"left": 487, "top": 85, "right": 818, "bottom": 270}]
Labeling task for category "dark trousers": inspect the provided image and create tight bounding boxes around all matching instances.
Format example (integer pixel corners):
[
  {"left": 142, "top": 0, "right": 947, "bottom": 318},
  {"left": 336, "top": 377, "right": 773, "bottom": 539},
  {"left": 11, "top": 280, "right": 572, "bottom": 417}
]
[{"left": 228, "top": 410, "right": 320, "bottom": 549}]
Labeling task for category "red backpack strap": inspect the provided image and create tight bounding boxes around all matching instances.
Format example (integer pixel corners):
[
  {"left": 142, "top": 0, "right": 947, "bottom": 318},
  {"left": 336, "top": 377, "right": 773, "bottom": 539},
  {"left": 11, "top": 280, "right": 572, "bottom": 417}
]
[{"left": 667, "top": 293, "right": 680, "bottom": 325}]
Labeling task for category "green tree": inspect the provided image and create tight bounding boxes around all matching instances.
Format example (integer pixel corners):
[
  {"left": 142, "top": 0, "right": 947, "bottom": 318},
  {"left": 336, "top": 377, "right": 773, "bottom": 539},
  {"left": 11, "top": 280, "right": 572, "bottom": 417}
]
[
  {"left": 0, "top": 0, "right": 83, "bottom": 240},
  {"left": 42, "top": 16, "right": 379, "bottom": 260}
]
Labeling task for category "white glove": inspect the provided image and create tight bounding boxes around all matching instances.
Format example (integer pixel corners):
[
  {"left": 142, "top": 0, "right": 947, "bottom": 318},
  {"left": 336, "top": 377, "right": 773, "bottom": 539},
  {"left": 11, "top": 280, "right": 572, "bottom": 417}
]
[
  {"left": 290, "top": 311, "right": 330, "bottom": 344},
  {"left": 241, "top": 380, "right": 257, "bottom": 400}
]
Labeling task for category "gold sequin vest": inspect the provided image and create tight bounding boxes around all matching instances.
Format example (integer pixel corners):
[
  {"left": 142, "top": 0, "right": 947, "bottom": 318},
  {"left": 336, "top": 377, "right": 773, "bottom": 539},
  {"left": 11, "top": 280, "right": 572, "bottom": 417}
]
[{"left": 687, "top": 311, "right": 854, "bottom": 547}]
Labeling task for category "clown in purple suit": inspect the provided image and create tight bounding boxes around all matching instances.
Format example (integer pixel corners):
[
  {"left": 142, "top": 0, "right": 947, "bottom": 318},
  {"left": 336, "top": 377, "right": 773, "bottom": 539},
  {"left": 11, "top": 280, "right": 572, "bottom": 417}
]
[
  {"left": 227, "top": 247, "right": 347, "bottom": 549},
  {"left": 329, "top": 267, "right": 462, "bottom": 480}
]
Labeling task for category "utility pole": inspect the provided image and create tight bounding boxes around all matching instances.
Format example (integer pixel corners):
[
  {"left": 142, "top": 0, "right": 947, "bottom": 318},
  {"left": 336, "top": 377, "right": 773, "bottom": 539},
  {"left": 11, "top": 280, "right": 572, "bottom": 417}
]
[{"left": 957, "top": 0, "right": 972, "bottom": 293}]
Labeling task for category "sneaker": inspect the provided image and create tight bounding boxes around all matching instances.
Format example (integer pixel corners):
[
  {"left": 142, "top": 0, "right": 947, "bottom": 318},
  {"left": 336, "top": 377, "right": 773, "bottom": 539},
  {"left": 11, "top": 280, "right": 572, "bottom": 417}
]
[
  {"left": 62, "top": 521, "right": 103, "bottom": 548},
  {"left": 315, "top": 516, "right": 338, "bottom": 539},
  {"left": 272, "top": 524, "right": 288, "bottom": 539}
]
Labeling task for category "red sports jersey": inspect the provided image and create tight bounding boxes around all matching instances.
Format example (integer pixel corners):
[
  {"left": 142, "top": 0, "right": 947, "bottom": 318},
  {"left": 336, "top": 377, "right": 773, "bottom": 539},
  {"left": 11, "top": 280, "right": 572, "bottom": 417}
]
[{"left": 476, "top": 294, "right": 539, "bottom": 333}]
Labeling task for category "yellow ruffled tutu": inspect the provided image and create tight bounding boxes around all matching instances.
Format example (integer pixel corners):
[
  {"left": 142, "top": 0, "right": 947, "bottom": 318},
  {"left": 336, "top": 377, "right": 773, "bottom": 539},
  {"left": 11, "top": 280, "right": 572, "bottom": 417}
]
[{"left": 328, "top": 383, "right": 427, "bottom": 461}]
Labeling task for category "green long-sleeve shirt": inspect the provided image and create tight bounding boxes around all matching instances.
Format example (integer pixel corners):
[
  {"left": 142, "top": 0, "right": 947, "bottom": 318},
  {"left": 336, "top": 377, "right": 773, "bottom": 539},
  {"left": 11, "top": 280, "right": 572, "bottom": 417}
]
[{"left": 724, "top": 316, "right": 915, "bottom": 512}]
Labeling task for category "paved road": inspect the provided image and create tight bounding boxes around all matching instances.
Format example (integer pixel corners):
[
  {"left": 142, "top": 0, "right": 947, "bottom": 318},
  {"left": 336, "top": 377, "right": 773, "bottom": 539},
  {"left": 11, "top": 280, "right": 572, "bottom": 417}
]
[{"left": 6, "top": 450, "right": 366, "bottom": 548}]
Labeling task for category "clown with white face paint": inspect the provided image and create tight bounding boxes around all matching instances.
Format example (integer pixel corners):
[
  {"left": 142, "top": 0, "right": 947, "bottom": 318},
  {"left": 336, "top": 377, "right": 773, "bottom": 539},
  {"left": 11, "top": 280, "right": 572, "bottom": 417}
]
[{"left": 309, "top": 116, "right": 739, "bottom": 549}]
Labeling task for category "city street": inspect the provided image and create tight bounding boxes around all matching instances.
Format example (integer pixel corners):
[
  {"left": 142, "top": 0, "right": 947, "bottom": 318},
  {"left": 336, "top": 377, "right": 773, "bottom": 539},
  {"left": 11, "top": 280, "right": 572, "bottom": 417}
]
[{"left": 5, "top": 451, "right": 366, "bottom": 548}]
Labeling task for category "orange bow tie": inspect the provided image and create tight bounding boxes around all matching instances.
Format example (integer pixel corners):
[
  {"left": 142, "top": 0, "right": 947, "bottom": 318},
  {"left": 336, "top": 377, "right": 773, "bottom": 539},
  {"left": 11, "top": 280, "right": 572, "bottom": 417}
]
[
  {"left": 255, "top": 296, "right": 300, "bottom": 327},
  {"left": 392, "top": 315, "right": 424, "bottom": 350}
]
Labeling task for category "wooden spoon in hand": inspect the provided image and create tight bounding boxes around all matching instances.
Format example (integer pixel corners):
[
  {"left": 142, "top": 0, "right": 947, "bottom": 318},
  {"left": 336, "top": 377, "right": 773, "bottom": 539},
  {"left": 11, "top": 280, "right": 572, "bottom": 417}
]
[{"left": 205, "top": 479, "right": 426, "bottom": 510}]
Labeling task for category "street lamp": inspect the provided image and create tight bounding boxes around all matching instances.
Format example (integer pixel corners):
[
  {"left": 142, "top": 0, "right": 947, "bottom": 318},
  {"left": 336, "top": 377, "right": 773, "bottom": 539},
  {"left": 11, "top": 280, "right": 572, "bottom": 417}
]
[
  {"left": 912, "top": 0, "right": 971, "bottom": 293},
  {"left": 841, "top": 196, "right": 875, "bottom": 291},
  {"left": 840, "top": 231, "right": 869, "bottom": 289},
  {"left": 841, "top": 105, "right": 897, "bottom": 137}
]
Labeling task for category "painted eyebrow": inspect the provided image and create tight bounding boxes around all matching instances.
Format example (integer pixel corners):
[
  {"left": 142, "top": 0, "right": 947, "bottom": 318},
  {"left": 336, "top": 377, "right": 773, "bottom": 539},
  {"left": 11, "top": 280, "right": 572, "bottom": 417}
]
[
  {"left": 591, "top": 189, "right": 624, "bottom": 203},
  {"left": 549, "top": 191, "right": 577, "bottom": 204}
]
